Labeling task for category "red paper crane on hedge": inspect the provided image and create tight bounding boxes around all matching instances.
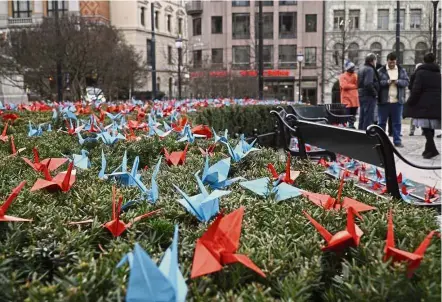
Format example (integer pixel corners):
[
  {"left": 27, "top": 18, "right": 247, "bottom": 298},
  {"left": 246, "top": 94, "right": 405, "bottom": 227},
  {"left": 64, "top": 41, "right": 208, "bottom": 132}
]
[
  {"left": 22, "top": 147, "right": 68, "bottom": 172},
  {"left": 30, "top": 161, "right": 76, "bottom": 192},
  {"left": 9, "top": 136, "right": 26, "bottom": 156},
  {"left": 384, "top": 209, "right": 439, "bottom": 277},
  {"left": 303, "top": 206, "right": 364, "bottom": 253},
  {"left": 163, "top": 144, "right": 189, "bottom": 166},
  {"left": 302, "top": 175, "right": 376, "bottom": 213},
  {"left": 0, "top": 181, "right": 32, "bottom": 222},
  {"left": 199, "top": 144, "right": 216, "bottom": 157},
  {"left": 191, "top": 207, "right": 266, "bottom": 279},
  {"left": 267, "top": 152, "right": 300, "bottom": 185}
]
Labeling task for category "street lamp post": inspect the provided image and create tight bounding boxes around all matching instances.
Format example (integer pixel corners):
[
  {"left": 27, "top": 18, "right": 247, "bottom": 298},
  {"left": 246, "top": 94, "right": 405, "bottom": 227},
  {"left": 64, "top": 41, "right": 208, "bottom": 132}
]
[
  {"left": 297, "top": 53, "right": 304, "bottom": 103},
  {"left": 432, "top": 1, "right": 439, "bottom": 56},
  {"left": 175, "top": 36, "right": 182, "bottom": 101}
]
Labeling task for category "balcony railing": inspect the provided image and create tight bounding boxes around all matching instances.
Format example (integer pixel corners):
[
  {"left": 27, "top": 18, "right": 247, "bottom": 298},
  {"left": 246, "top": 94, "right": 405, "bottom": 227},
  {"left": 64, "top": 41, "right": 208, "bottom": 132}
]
[
  {"left": 8, "top": 17, "right": 33, "bottom": 26},
  {"left": 186, "top": 1, "right": 203, "bottom": 15}
]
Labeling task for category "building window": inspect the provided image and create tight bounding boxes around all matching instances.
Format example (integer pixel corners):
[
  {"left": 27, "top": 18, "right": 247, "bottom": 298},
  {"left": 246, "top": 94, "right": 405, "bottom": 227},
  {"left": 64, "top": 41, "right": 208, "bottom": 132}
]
[
  {"left": 140, "top": 7, "right": 145, "bottom": 26},
  {"left": 255, "top": 13, "right": 273, "bottom": 39},
  {"left": 279, "top": 45, "right": 296, "bottom": 68},
  {"left": 377, "top": 9, "right": 389, "bottom": 29},
  {"left": 392, "top": 42, "right": 405, "bottom": 65},
  {"left": 279, "top": 12, "right": 296, "bottom": 38},
  {"left": 12, "top": 0, "right": 32, "bottom": 18},
  {"left": 155, "top": 11, "right": 159, "bottom": 29},
  {"left": 232, "top": 13, "right": 250, "bottom": 39},
  {"left": 212, "top": 16, "right": 223, "bottom": 34},
  {"left": 410, "top": 9, "right": 421, "bottom": 29},
  {"left": 349, "top": 10, "right": 360, "bottom": 29},
  {"left": 279, "top": 1, "right": 297, "bottom": 5},
  {"left": 232, "top": 1, "right": 249, "bottom": 7},
  {"left": 333, "top": 43, "right": 343, "bottom": 66},
  {"left": 168, "top": 46, "right": 172, "bottom": 64},
  {"left": 348, "top": 43, "right": 359, "bottom": 65},
  {"left": 394, "top": 9, "right": 405, "bottom": 30},
  {"left": 415, "top": 42, "right": 428, "bottom": 64},
  {"left": 167, "top": 15, "right": 171, "bottom": 32},
  {"left": 305, "top": 14, "right": 317, "bottom": 32},
  {"left": 193, "top": 17, "right": 202, "bottom": 36},
  {"left": 305, "top": 47, "right": 316, "bottom": 67},
  {"left": 370, "top": 42, "right": 383, "bottom": 64},
  {"left": 178, "top": 18, "right": 183, "bottom": 35},
  {"left": 193, "top": 50, "right": 202, "bottom": 68},
  {"left": 255, "top": 1, "right": 273, "bottom": 6},
  {"left": 47, "top": 1, "right": 68, "bottom": 17},
  {"left": 146, "top": 39, "right": 153, "bottom": 66},
  {"left": 212, "top": 48, "right": 223, "bottom": 64},
  {"left": 255, "top": 45, "right": 273, "bottom": 68},
  {"left": 333, "top": 10, "right": 345, "bottom": 30},
  {"left": 232, "top": 46, "right": 250, "bottom": 69}
]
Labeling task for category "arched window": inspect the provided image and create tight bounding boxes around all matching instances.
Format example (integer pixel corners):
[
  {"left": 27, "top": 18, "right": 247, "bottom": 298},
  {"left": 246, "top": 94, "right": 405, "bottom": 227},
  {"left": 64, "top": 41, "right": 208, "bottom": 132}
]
[
  {"left": 348, "top": 42, "right": 359, "bottom": 65},
  {"left": 415, "top": 42, "right": 428, "bottom": 64},
  {"left": 392, "top": 42, "right": 405, "bottom": 65},
  {"left": 370, "top": 42, "right": 383, "bottom": 64},
  {"left": 168, "top": 77, "right": 173, "bottom": 98},
  {"left": 333, "top": 43, "right": 343, "bottom": 66}
]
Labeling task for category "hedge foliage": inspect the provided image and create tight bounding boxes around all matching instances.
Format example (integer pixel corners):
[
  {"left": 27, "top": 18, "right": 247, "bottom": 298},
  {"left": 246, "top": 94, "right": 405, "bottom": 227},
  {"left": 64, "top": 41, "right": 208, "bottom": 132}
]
[{"left": 0, "top": 111, "right": 440, "bottom": 301}]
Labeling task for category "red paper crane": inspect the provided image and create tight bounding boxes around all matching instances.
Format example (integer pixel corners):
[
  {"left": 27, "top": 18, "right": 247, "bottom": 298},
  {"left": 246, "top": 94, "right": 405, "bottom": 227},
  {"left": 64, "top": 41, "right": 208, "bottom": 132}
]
[
  {"left": 2, "top": 113, "right": 18, "bottom": 123},
  {"left": 318, "top": 158, "right": 330, "bottom": 168},
  {"left": 30, "top": 161, "right": 76, "bottom": 192},
  {"left": 191, "top": 207, "right": 266, "bottom": 278},
  {"left": 9, "top": 136, "right": 25, "bottom": 156},
  {"left": 304, "top": 206, "right": 364, "bottom": 253},
  {"left": 267, "top": 152, "right": 300, "bottom": 185},
  {"left": 192, "top": 125, "right": 212, "bottom": 139},
  {"left": 0, "top": 181, "right": 32, "bottom": 222},
  {"left": 0, "top": 122, "right": 9, "bottom": 143},
  {"left": 22, "top": 147, "right": 68, "bottom": 172},
  {"left": 124, "top": 129, "right": 141, "bottom": 142},
  {"left": 424, "top": 186, "right": 439, "bottom": 203},
  {"left": 199, "top": 144, "right": 216, "bottom": 157},
  {"left": 384, "top": 209, "right": 439, "bottom": 277},
  {"left": 103, "top": 187, "right": 161, "bottom": 237},
  {"left": 302, "top": 175, "right": 376, "bottom": 212},
  {"left": 172, "top": 116, "right": 189, "bottom": 132},
  {"left": 163, "top": 143, "right": 189, "bottom": 166},
  {"left": 397, "top": 173, "right": 403, "bottom": 184}
]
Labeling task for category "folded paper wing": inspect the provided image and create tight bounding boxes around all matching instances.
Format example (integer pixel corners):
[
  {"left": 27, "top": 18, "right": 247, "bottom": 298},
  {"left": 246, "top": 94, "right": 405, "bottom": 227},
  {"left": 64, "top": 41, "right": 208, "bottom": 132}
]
[
  {"left": 240, "top": 177, "right": 301, "bottom": 202},
  {"left": 22, "top": 147, "right": 68, "bottom": 172},
  {"left": 201, "top": 156, "right": 244, "bottom": 189},
  {"left": 0, "top": 181, "right": 32, "bottom": 222},
  {"left": 164, "top": 144, "right": 188, "bottom": 166},
  {"left": 30, "top": 162, "right": 76, "bottom": 192}
]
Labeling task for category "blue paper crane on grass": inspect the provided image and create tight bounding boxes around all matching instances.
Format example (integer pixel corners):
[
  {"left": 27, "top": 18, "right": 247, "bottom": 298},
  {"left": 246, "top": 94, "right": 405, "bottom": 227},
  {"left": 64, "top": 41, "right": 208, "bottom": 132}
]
[
  {"left": 239, "top": 177, "right": 302, "bottom": 202},
  {"left": 177, "top": 124, "right": 206, "bottom": 143},
  {"left": 201, "top": 156, "right": 244, "bottom": 189},
  {"left": 221, "top": 134, "right": 259, "bottom": 162},
  {"left": 117, "top": 226, "right": 187, "bottom": 302}
]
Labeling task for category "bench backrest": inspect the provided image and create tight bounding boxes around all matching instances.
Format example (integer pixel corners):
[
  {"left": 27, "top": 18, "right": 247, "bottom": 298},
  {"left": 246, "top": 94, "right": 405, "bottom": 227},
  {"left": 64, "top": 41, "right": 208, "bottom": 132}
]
[
  {"left": 291, "top": 105, "right": 327, "bottom": 119},
  {"left": 325, "top": 103, "right": 348, "bottom": 116},
  {"left": 295, "top": 119, "right": 383, "bottom": 167}
]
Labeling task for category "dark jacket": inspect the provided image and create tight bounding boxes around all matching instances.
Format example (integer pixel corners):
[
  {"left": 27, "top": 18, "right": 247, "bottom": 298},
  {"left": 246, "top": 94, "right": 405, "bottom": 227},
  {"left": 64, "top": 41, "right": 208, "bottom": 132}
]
[
  {"left": 358, "top": 63, "right": 380, "bottom": 99},
  {"left": 408, "top": 68, "right": 420, "bottom": 91},
  {"left": 406, "top": 63, "right": 441, "bottom": 119},
  {"left": 377, "top": 65, "right": 409, "bottom": 104}
]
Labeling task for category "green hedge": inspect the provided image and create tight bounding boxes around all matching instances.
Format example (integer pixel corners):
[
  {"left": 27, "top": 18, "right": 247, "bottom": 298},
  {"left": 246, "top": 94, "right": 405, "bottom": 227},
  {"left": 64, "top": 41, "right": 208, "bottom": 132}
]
[{"left": 0, "top": 111, "right": 440, "bottom": 301}]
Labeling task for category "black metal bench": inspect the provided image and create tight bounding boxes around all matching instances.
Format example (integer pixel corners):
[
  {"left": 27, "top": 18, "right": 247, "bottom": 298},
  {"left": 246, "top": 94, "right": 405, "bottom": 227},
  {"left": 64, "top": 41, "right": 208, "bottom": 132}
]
[
  {"left": 289, "top": 104, "right": 355, "bottom": 125},
  {"left": 277, "top": 112, "right": 441, "bottom": 206}
]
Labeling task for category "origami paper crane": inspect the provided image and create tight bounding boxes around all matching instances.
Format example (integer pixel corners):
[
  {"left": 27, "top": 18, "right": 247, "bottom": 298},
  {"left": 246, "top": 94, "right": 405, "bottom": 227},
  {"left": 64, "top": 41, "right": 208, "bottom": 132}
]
[
  {"left": 238, "top": 134, "right": 259, "bottom": 154},
  {"left": 424, "top": 186, "right": 439, "bottom": 203},
  {"left": 2, "top": 113, "right": 19, "bottom": 123},
  {"left": 239, "top": 177, "right": 302, "bottom": 202},
  {"left": 173, "top": 173, "right": 231, "bottom": 222},
  {"left": 30, "top": 161, "right": 76, "bottom": 192},
  {"left": 213, "top": 128, "right": 228, "bottom": 143},
  {"left": 121, "top": 157, "right": 162, "bottom": 210},
  {"left": 77, "top": 132, "right": 99, "bottom": 146},
  {"left": 22, "top": 147, "right": 68, "bottom": 172},
  {"left": 178, "top": 124, "right": 206, "bottom": 143},
  {"left": 116, "top": 226, "right": 187, "bottom": 302},
  {"left": 28, "top": 122, "right": 43, "bottom": 137},
  {"left": 192, "top": 125, "right": 212, "bottom": 139},
  {"left": 222, "top": 139, "right": 258, "bottom": 163},
  {"left": 267, "top": 153, "right": 300, "bottom": 185},
  {"left": 105, "top": 112, "right": 123, "bottom": 121},
  {"left": 153, "top": 126, "right": 172, "bottom": 139},
  {"left": 0, "top": 181, "right": 32, "bottom": 222},
  {"left": 9, "top": 136, "right": 26, "bottom": 156},
  {"left": 60, "top": 119, "right": 84, "bottom": 135},
  {"left": 97, "top": 130, "right": 126, "bottom": 145},
  {"left": 384, "top": 209, "right": 439, "bottom": 277},
  {"left": 0, "top": 122, "right": 8, "bottom": 142},
  {"left": 199, "top": 144, "right": 216, "bottom": 157},
  {"left": 397, "top": 173, "right": 414, "bottom": 187},
  {"left": 98, "top": 149, "right": 108, "bottom": 180},
  {"left": 201, "top": 156, "right": 243, "bottom": 189},
  {"left": 125, "top": 129, "right": 142, "bottom": 142},
  {"left": 171, "top": 116, "right": 188, "bottom": 133},
  {"left": 191, "top": 207, "right": 265, "bottom": 278},
  {"left": 108, "top": 151, "right": 141, "bottom": 187},
  {"left": 72, "top": 150, "right": 91, "bottom": 170},
  {"left": 304, "top": 206, "right": 364, "bottom": 253},
  {"left": 163, "top": 144, "right": 189, "bottom": 166}
]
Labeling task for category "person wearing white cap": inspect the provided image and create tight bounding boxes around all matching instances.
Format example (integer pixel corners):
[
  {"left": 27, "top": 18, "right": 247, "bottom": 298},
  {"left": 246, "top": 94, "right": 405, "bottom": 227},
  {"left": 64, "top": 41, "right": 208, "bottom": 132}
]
[{"left": 339, "top": 60, "right": 359, "bottom": 128}]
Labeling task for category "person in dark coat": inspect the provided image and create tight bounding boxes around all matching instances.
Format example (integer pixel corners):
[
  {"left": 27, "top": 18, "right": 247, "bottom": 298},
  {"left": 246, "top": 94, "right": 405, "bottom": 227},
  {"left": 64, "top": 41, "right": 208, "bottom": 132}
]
[
  {"left": 408, "top": 63, "right": 422, "bottom": 136},
  {"left": 406, "top": 53, "right": 441, "bottom": 159},
  {"left": 357, "top": 53, "right": 380, "bottom": 130}
]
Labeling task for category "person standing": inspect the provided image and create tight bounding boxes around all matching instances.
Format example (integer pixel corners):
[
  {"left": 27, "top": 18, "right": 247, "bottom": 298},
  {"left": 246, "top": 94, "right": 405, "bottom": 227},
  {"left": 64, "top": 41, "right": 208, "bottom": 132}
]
[
  {"left": 339, "top": 60, "right": 359, "bottom": 128},
  {"left": 406, "top": 53, "right": 441, "bottom": 159},
  {"left": 377, "top": 53, "right": 409, "bottom": 147},
  {"left": 408, "top": 63, "right": 423, "bottom": 136},
  {"left": 358, "top": 53, "right": 380, "bottom": 130}
]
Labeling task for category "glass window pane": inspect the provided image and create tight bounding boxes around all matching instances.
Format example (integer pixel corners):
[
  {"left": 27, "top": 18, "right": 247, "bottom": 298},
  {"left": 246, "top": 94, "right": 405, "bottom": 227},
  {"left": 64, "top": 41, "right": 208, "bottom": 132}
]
[
  {"left": 333, "top": 10, "right": 344, "bottom": 29},
  {"left": 193, "top": 18, "right": 201, "bottom": 36},
  {"left": 232, "top": 13, "right": 250, "bottom": 39},
  {"left": 378, "top": 9, "right": 389, "bottom": 30},
  {"left": 410, "top": 9, "right": 421, "bottom": 29},
  {"left": 279, "top": 45, "right": 296, "bottom": 67},
  {"left": 279, "top": 12, "right": 296, "bottom": 38},
  {"left": 255, "top": 13, "right": 273, "bottom": 39},
  {"left": 305, "top": 14, "right": 317, "bottom": 32},
  {"left": 232, "top": 1, "right": 249, "bottom": 7},
  {"left": 211, "top": 16, "right": 223, "bottom": 34},
  {"left": 305, "top": 47, "right": 316, "bottom": 66},
  {"left": 279, "top": 1, "right": 297, "bottom": 5},
  {"left": 212, "top": 48, "right": 223, "bottom": 64},
  {"left": 233, "top": 46, "right": 250, "bottom": 68}
]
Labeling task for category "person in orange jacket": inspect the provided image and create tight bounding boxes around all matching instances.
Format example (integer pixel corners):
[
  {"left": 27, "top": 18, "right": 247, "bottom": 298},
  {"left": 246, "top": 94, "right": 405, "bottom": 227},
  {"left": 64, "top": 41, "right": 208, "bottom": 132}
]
[{"left": 340, "top": 60, "right": 359, "bottom": 128}]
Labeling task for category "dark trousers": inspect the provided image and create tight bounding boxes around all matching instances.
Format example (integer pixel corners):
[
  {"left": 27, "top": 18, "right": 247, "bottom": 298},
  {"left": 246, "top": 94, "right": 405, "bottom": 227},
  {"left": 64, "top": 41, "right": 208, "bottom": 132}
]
[
  {"left": 378, "top": 103, "right": 403, "bottom": 145},
  {"left": 387, "top": 117, "right": 393, "bottom": 135},
  {"left": 346, "top": 107, "right": 358, "bottom": 128},
  {"left": 422, "top": 128, "right": 438, "bottom": 154},
  {"left": 358, "top": 97, "right": 376, "bottom": 131}
]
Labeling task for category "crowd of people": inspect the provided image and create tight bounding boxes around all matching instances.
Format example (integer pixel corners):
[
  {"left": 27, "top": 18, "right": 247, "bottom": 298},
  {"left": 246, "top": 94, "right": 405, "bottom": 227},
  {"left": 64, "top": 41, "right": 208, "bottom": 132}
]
[{"left": 339, "top": 52, "right": 441, "bottom": 159}]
